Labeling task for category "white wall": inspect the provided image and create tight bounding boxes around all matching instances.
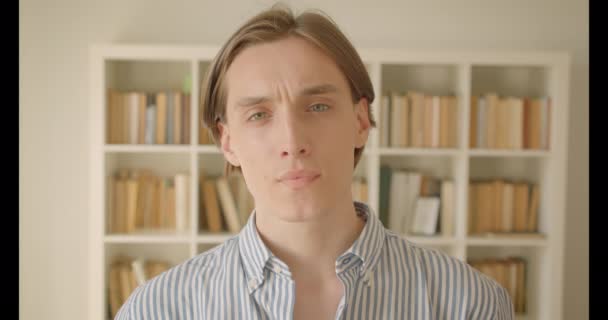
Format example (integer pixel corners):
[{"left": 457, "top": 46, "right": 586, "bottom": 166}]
[{"left": 20, "top": 0, "right": 588, "bottom": 319}]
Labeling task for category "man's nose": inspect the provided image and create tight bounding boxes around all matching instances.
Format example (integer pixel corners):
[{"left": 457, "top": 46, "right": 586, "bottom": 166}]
[{"left": 278, "top": 111, "right": 312, "bottom": 159}]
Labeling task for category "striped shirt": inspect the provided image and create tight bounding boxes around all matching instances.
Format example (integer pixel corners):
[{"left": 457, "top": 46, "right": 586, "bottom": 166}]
[{"left": 115, "top": 201, "right": 514, "bottom": 319}]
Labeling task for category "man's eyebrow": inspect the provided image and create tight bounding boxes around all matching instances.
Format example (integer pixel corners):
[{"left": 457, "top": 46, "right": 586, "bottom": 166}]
[
  {"left": 299, "top": 84, "right": 339, "bottom": 96},
  {"left": 235, "top": 84, "right": 339, "bottom": 108}
]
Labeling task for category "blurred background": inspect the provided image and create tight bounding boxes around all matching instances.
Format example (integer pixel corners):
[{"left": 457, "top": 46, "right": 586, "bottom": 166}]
[{"left": 20, "top": 0, "right": 588, "bottom": 319}]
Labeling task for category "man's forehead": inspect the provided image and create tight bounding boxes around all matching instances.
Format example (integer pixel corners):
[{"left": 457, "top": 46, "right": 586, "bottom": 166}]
[{"left": 224, "top": 38, "right": 349, "bottom": 103}]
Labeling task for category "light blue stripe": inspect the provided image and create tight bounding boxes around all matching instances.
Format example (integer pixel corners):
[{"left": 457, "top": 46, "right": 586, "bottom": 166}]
[{"left": 114, "top": 201, "right": 514, "bottom": 320}]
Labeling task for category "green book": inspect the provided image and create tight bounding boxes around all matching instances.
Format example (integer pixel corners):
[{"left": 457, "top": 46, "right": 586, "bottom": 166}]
[{"left": 379, "top": 165, "right": 392, "bottom": 228}]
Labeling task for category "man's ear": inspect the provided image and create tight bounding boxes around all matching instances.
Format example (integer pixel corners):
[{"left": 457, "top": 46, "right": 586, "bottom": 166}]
[
  {"left": 354, "top": 97, "right": 371, "bottom": 148},
  {"left": 217, "top": 122, "right": 241, "bottom": 167}
]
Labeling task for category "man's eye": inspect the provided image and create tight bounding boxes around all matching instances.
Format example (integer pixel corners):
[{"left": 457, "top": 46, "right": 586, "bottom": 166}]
[
  {"left": 248, "top": 112, "right": 268, "bottom": 121},
  {"left": 309, "top": 104, "right": 330, "bottom": 112}
]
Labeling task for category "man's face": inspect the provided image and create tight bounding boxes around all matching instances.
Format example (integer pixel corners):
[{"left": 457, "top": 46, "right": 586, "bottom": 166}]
[{"left": 218, "top": 36, "right": 370, "bottom": 222}]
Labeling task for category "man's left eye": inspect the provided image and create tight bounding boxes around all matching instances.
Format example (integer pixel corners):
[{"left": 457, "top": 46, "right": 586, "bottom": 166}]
[{"left": 309, "top": 104, "right": 330, "bottom": 112}]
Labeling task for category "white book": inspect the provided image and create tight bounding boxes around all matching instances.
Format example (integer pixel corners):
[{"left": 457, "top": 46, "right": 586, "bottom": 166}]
[
  {"left": 216, "top": 177, "right": 242, "bottom": 233},
  {"left": 128, "top": 92, "right": 139, "bottom": 144},
  {"left": 401, "top": 172, "right": 422, "bottom": 233},
  {"left": 440, "top": 180, "right": 454, "bottom": 237},
  {"left": 174, "top": 173, "right": 189, "bottom": 233},
  {"left": 431, "top": 96, "right": 440, "bottom": 148},
  {"left": 131, "top": 258, "right": 147, "bottom": 286},
  {"left": 410, "top": 197, "right": 440, "bottom": 235},
  {"left": 388, "top": 170, "right": 409, "bottom": 232}
]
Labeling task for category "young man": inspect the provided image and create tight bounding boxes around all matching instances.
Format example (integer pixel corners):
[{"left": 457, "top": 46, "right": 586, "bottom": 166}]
[{"left": 116, "top": 5, "right": 514, "bottom": 320}]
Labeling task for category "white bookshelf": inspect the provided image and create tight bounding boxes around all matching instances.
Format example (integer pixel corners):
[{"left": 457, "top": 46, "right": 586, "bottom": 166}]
[{"left": 89, "top": 44, "right": 570, "bottom": 320}]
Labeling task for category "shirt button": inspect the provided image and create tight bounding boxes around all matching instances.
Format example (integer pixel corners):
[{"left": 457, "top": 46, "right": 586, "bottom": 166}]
[
  {"left": 248, "top": 279, "right": 257, "bottom": 289},
  {"left": 273, "top": 265, "right": 281, "bottom": 273}
]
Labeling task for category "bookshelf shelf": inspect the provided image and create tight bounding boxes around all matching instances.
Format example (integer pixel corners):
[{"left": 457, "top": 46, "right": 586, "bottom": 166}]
[
  {"left": 469, "top": 149, "right": 550, "bottom": 158},
  {"left": 403, "top": 235, "right": 460, "bottom": 246},
  {"left": 377, "top": 147, "right": 461, "bottom": 157},
  {"left": 104, "top": 144, "right": 192, "bottom": 153},
  {"left": 196, "top": 145, "right": 222, "bottom": 154},
  {"left": 104, "top": 234, "right": 191, "bottom": 244},
  {"left": 90, "top": 45, "right": 570, "bottom": 320},
  {"left": 466, "top": 236, "right": 548, "bottom": 247},
  {"left": 196, "top": 233, "right": 236, "bottom": 244}
]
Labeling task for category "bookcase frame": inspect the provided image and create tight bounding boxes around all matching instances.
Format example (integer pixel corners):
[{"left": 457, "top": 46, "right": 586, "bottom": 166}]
[{"left": 89, "top": 44, "right": 570, "bottom": 320}]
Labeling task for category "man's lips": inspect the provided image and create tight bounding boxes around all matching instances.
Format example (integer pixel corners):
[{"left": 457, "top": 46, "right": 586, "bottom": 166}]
[{"left": 277, "top": 170, "right": 321, "bottom": 189}]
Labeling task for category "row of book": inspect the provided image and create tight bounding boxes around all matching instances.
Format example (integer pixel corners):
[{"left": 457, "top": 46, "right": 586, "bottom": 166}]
[
  {"left": 108, "top": 169, "right": 190, "bottom": 234},
  {"left": 107, "top": 90, "right": 192, "bottom": 145},
  {"left": 108, "top": 256, "right": 171, "bottom": 318},
  {"left": 468, "top": 257, "right": 527, "bottom": 314},
  {"left": 198, "top": 171, "right": 255, "bottom": 233},
  {"left": 198, "top": 172, "right": 371, "bottom": 233},
  {"left": 380, "top": 92, "right": 458, "bottom": 148},
  {"left": 470, "top": 94, "right": 551, "bottom": 150},
  {"left": 379, "top": 166, "right": 455, "bottom": 236},
  {"left": 468, "top": 179, "right": 540, "bottom": 235}
]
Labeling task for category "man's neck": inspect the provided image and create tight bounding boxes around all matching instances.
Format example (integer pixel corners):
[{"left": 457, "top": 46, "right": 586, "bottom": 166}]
[{"left": 254, "top": 199, "right": 366, "bottom": 282}]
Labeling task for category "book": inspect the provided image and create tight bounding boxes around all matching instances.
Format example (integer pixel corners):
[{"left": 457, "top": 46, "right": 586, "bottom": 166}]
[
  {"left": 137, "top": 93, "right": 146, "bottom": 144},
  {"left": 501, "top": 182, "right": 515, "bottom": 232},
  {"left": 431, "top": 96, "right": 440, "bottom": 148},
  {"left": 477, "top": 96, "right": 486, "bottom": 148},
  {"left": 144, "top": 94, "right": 156, "bottom": 144},
  {"left": 410, "top": 197, "right": 440, "bottom": 235},
  {"left": 131, "top": 258, "right": 146, "bottom": 286},
  {"left": 155, "top": 92, "right": 168, "bottom": 144},
  {"left": 388, "top": 170, "right": 409, "bottom": 232},
  {"left": 173, "top": 92, "right": 182, "bottom": 144},
  {"left": 108, "top": 262, "right": 123, "bottom": 318},
  {"left": 174, "top": 173, "right": 189, "bottom": 233},
  {"left": 380, "top": 94, "right": 391, "bottom": 147},
  {"left": 470, "top": 95, "right": 478, "bottom": 148},
  {"left": 390, "top": 92, "right": 401, "bottom": 147},
  {"left": 216, "top": 177, "right": 242, "bottom": 233},
  {"left": 409, "top": 92, "right": 425, "bottom": 147},
  {"left": 166, "top": 90, "right": 174, "bottom": 144},
  {"left": 202, "top": 179, "right": 223, "bottom": 232},
  {"left": 127, "top": 92, "right": 139, "bottom": 145},
  {"left": 378, "top": 165, "right": 392, "bottom": 227},
  {"left": 440, "top": 180, "right": 454, "bottom": 236},
  {"left": 513, "top": 183, "right": 530, "bottom": 232},
  {"left": 527, "top": 184, "right": 540, "bottom": 232},
  {"left": 423, "top": 95, "right": 433, "bottom": 147}
]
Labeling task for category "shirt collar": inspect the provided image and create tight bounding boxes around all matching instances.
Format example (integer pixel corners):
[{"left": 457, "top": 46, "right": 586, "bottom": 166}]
[
  {"left": 338, "top": 201, "right": 386, "bottom": 277},
  {"left": 237, "top": 201, "right": 386, "bottom": 291}
]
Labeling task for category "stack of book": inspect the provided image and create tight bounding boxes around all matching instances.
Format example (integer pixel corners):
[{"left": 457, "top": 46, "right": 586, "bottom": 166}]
[
  {"left": 468, "top": 179, "right": 540, "bottom": 236},
  {"left": 107, "top": 168, "right": 190, "bottom": 234},
  {"left": 379, "top": 91, "right": 458, "bottom": 148},
  {"left": 108, "top": 256, "right": 171, "bottom": 318},
  {"left": 470, "top": 94, "right": 551, "bottom": 150},
  {"left": 379, "top": 166, "right": 455, "bottom": 236},
  {"left": 468, "top": 256, "right": 527, "bottom": 314},
  {"left": 107, "top": 89, "right": 191, "bottom": 145}
]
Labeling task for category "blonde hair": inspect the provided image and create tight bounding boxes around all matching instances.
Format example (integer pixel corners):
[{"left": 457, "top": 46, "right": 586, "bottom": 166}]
[{"left": 200, "top": 3, "right": 376, "bottom": 176}]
